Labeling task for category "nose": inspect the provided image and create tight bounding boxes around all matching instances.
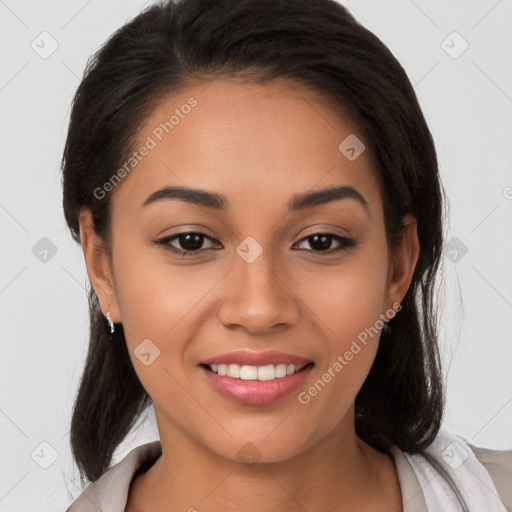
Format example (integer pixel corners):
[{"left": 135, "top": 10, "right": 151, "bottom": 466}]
[{"left": 217, "top": 244, "right": 300, "bottom": 335}]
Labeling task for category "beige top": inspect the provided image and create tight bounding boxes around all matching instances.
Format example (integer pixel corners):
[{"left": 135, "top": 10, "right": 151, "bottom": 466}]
[{"left": 66, "top": 439, "right": 512, "bottom": 511}]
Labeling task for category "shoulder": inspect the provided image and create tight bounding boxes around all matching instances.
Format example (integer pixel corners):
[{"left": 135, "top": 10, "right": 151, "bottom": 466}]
[
  {"left": 66, "top": 440, "right": 162, "bottom": 512},
  {"left": 467, "top": 441, "right": 512, "bottom": 510}
]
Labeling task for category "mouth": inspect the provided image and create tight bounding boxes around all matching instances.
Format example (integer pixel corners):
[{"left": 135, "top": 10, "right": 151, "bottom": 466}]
[
  {"left": 199, "top": 361, "right": 314, "bottom": 381},
  {"left": 198, "top": 350, "right": 315, "bottom": 405}
]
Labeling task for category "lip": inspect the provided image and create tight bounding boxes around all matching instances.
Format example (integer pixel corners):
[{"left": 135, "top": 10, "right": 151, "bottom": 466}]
[
  {"left": 199, "top": 363, "right": 314, "bottom": 405},
  {"left": 201, "top": 350, "right": 312, "bottom": 367}
]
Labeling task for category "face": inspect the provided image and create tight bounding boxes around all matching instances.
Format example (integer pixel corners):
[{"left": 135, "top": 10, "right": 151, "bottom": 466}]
[{"left": 81, "top": 78, "right": 417, "bottom": 464}]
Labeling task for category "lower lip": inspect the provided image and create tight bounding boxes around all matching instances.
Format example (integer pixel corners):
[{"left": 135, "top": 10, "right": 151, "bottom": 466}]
[{"left": 199, "top": 364, "right": 314, "bottom": 405}]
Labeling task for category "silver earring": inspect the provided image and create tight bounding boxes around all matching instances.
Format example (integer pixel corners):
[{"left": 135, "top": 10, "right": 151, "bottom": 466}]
[{"left": 106, "top": 312, "right": 115, "bottom": 334}]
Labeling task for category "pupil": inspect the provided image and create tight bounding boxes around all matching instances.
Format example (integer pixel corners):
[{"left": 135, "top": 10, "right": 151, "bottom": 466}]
[
  {"left": 310, "top": 234, "right": 331, "bottom": 251},
  {"left": 181, "top": 233, "right": 203, "bottom": 250}
]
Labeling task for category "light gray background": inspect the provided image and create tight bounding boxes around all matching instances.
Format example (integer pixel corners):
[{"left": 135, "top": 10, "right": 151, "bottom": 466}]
[{"left": 1, "top": 0, "right": 511, "bottom": 510}]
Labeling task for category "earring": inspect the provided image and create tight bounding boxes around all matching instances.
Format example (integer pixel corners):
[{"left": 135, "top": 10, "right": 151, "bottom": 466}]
[{"left": 106, "top": 311, "right": 115, "bottom": 334}]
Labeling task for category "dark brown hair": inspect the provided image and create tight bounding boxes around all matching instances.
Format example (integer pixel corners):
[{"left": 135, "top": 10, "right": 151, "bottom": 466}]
[{"left": 62, "top": 0, "right": 466, "bottom": 507}]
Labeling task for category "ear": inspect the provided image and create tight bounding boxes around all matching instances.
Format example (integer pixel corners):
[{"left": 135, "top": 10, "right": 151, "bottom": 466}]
[
  {"left": 78, "top": 207, "right": 121, "bottom": 323},
  {"left": 384, "top": 213, "right": 420, "bottom": 312}
]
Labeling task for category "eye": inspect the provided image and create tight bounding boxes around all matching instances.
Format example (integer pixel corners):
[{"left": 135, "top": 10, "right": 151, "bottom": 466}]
[
  {"left": 154, "top": 231, "right": 355, "bottom": 257},
  {"left": 293, "top": 233, "right": 355, "bottom": 253},
  {"left": 154, "top": 232, "right": 221, "bottom": 256}
]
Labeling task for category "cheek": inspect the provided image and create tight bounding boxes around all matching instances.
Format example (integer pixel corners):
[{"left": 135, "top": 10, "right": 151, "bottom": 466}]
[
  {"left": 300, "top": 249, "right": 388, "bottom": 348},
  {"left": 110, "top": 249, "right": 208, "bottom": 404},
  {"left": 295, "top": 247, "right": 388, "bottom": 414},
  {"left": 112, "top": 244, "right": 201, "bottom": 335},
  {"left": 296, "top": 271, "right": 386, "bottom": 437}
]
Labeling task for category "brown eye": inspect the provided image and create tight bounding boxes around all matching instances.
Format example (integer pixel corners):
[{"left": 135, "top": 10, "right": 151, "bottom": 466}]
[
  {"left": 154, "top": 232, "right": 220, "bottom": 256},
  {"left": 294, "top": 233, "right": 355, "bottom": 253}
]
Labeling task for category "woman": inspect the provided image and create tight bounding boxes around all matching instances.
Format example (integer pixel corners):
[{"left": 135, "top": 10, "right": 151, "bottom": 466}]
[{"left": 63, "top": 0, "right": 512, "bottom": 510}]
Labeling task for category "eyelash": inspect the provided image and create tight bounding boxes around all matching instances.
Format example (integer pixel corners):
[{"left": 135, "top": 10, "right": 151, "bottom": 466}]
[{"left": 154, "top": 231, "right": 355, "bottom": 256}]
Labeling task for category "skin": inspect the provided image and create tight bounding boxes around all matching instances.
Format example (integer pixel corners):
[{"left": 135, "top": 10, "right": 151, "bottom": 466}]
[{"left": 79, "top": 78, "right": 419, "bottom": 512}]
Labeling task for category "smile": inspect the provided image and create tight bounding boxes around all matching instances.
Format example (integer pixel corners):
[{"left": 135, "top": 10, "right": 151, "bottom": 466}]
[
  {"left": 199, "top": 361, "right": 314, "bottom": 405},
  {"left": 203, "top": 362, "right": 310, "bottom": 381}
]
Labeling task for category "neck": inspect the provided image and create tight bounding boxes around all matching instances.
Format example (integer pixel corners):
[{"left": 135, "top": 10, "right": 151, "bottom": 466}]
[{"left": 132, "top": 415, "right": 402, "bottom": 512}]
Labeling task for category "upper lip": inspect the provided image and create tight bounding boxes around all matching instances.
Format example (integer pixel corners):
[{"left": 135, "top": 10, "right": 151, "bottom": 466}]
[{"left": 201, "top": 350, "right": 312, "bottom": 367}]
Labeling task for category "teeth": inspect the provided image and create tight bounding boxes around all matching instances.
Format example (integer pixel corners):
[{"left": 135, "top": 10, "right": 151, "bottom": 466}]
[
  {"left": 207, "top": 362, "right": 307, "bottom": 380},
  {"left": 226, "top": 363, "right": 240, "bottom": 378},
  {"left": 257, "top": 364, "right": 276, "bottom": 381},
  {"left": 275, "top": 363, "right": 287, "bottom": 378},
  {"left": 240, "top": 365, "right": 258, "bottom": 380}
]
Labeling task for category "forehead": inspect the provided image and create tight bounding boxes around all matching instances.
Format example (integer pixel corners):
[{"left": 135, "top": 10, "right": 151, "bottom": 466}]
[{"left": 111, "top": 78, "right": 383, "bottom": 218}]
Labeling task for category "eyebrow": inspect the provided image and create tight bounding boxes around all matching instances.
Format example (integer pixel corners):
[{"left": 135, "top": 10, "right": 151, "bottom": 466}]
[{"left": 141, "top": 185, "right": 370, "bottom": 217}]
